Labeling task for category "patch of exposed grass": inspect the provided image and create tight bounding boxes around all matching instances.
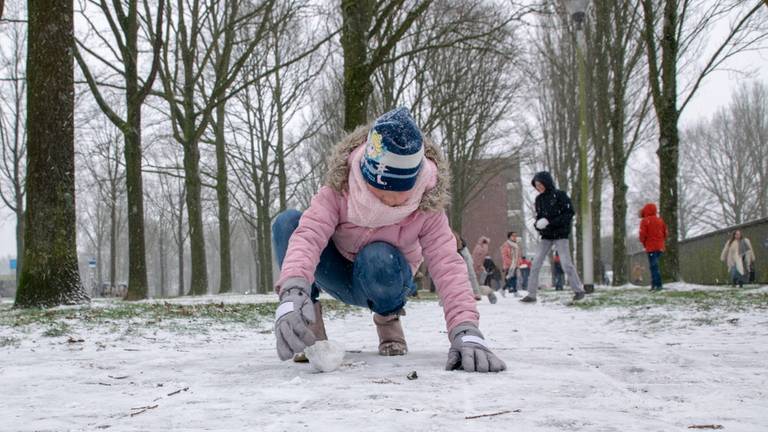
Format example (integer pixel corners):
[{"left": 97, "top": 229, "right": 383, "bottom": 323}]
[
  {"left": 0, "top": 299, "right": 358, "bottom": 335},
  {"left": 561, "top": 287, "right": 768, "bottom": 312},
  {"left": 42, "top": 322, "right": 71, "bottom": 337},
  {"left": 541, "top": 287, "right": 768, "bottom": 329}
]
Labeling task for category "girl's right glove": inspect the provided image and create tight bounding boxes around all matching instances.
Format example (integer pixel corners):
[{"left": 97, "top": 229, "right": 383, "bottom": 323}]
[
  {"left": 445, "top": 323, "right": 506, "bottom": 373},
  {"left": 275, "top": 280, "right": 316, "bottom": 361}
]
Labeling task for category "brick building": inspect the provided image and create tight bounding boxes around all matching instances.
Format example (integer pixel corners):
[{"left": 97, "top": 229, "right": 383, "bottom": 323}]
[{"left": 460, "top": 156, "right": 526, "bottom": 266}]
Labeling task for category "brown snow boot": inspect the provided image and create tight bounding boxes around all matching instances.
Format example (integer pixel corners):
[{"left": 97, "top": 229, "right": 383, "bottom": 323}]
[
  {"left": 293, "top": 301, "right": 328, "bottom": 363},
  {"left": 374, "top": 309, "right": 407, "bottom": 356}
]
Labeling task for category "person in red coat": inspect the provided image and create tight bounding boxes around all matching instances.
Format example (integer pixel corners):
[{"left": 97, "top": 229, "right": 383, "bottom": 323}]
[{"left": 639, "top": 203, "right": 668, "bottom": 291}]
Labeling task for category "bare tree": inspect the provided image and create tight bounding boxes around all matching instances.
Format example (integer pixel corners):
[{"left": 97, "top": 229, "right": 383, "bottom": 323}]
[
  {"left": 77, "top": 182, "right": 110, "bottom": 294},
  {"left": 589, "top": 0, "right": 653, "bottom": 285},
  {"left": 74, "top": 0, "right": 165, "bottom": 300},
  {"left": 80, "top": 123, "right": 127, "bottom": 294},
  {"left": 292, "top": 74, "right": 345, "bottom": 209},
  {"left": 731, "top": 81, "right": 768, "bottom": 217},
  {"left": 0, "top": 2, "right": 25, "bottom": 285},
  {"left": 683, "top": 81, "right": 768, "bottom": 229},
  {"left": 530, "top": 12, "right": 580, "bottom": 199},
  {"left": 340, "top": 0, "right": 534, "bottom": 130},
  {"left": 154, "top": 0, "right": 282, "bottom": 295},
  {"left": 641, "top": 0, "right": 768, "bottom": 280},
  {"left": 153, "top": 163, "right": 188, "bottom": 296},
  {"left": 427, "top": 22, "right": 523, "bottom": 230},
  {"left": 16, "top": 0, "right": 88, "bottom": 307}
]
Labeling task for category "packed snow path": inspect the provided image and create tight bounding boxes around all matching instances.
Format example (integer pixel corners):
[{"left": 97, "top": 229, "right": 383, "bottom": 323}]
[{"left": 1, "top": 290, "right": 767, "bottom": 431}]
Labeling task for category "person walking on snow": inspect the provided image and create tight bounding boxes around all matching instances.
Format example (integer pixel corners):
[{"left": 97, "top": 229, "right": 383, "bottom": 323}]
[
  {"left": 455, "top": 232, "right": 497, "bottom": 304},
  {"left": 639, "top": 203, "right": 668, "bottom": 291},
  {"left": 520, "top": 171, "right": 585, "bottom": 303},
  {"left": 500, "top": 231, "right": 521, "bottom": 295},
  {"left": 720, "top": 230, "right": 755, "bottom": 288},
  {"left": 471, "top": 236, "right": 490, "bottom": 282},
  {"left": 481, "top": 256, "right": 502, "bottom": 292},
  {"left": 272, "top": 107, "right": 506, "bottom": 373},
  {"left": 518, "top": 255, "right": 532, "bottom": 291}
]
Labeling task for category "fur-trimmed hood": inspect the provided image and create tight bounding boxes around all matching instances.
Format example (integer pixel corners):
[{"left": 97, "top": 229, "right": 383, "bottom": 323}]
[{"left": 324, "top": 124, "right": 450, "bottom": 212}]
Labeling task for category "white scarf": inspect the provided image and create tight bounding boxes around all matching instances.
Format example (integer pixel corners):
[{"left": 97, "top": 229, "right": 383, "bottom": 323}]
[{"left": 346, "top": 145, "right": 434, "bottom": 228}]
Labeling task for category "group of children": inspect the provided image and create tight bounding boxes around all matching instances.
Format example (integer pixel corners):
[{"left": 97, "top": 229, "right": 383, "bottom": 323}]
[
  {"left": 272, "top": 107, "right": 668, "bottom": 373},
  {"left": 467, "top": 234, "right": 534, "bottom": 299}
]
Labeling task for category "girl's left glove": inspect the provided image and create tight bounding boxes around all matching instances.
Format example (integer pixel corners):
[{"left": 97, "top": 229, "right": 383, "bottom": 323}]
[{"left": 445, "top": 323, "right": 506, "bottom": 373}]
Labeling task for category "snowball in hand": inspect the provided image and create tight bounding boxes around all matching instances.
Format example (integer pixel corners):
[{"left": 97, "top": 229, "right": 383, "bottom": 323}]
[{"left": 304, "top": 340, "right": 345, "bottom": 372}]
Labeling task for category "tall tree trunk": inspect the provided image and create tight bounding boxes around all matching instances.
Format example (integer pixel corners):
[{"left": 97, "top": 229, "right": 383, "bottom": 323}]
[
  {"left": 110, "top": 196, "right": 117, "bottom": 292},
  {"left": 573, "top": 164, "right": 584, "bottom": 272},
  {"left": 657, "top": 0, "right": 680, "bottom": 281},
  {"left": 612, "top": 174, "right": 629, "bottom": 285},
  {"left": 96, "top": 239, "right": 103, "bottom": 287},
  {"left": 273, "top": 35, "right": 288, "bottom": 211},
  {"left": 591, "top": 160, "right": 603, "bottom": 285},
  {"left": 15, "top": 206, "right": 23, "bottom": 287},
  {"left": 215, "top": 101, "right": 232, "bottom": 294},
  {"left": 121, "top": 3, "right": 150, "bottom": 299},
  {"left": 658, "top": 114, "right": 679, "bottom": 280},
  {"left": 177, "top": 218, "right": 185, "bottom": 297},
  {"left": 123, "top": 106, "right": 149, "bottom": 299},
  {"left": 159, "top": 231, "right": 166, "bottom": 297},
  {"left": 16, "top": 0, "right": 87, "bottom": 307},
  {"left": 341, "top": 0, "right": 374, "bottom": 130},
  {"left": 257, "top": 161, "right": 273, "bottom": 294},
  {"left": 643, "top": 0, "right": 681, "bottom": 281},
  {"left": 183, "top": 137, "right": 208, "bottom": 295}
]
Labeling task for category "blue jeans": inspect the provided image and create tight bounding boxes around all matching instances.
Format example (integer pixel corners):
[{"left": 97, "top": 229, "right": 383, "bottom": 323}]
[
  {"left": 272, "top": 210, "right": 416, "bottom": 316},
  {"left": 520, "top": 268, "right": 530, "bottom": 290},
  {"left": 648, "top": 252, "right": 663, "bottom": 289},
  {"left": 504, "top": 269, "right": 518, "bottom": 292}
]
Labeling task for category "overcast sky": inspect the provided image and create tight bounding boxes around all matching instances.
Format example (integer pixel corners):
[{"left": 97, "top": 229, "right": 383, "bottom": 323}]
[{"left": 1, "top": 6, "right": 767, "bottom": 261}]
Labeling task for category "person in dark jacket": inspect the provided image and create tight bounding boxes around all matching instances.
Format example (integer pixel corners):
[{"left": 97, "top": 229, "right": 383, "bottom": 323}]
[
  {"left": 482, "top": 256, "right": 502, "bottom": 292},
  {"left": 520, "top": 171, "right": 585, "bottom": 303},
  {"left": 639, "top": 203, "right": 668, "bottom": 291}
]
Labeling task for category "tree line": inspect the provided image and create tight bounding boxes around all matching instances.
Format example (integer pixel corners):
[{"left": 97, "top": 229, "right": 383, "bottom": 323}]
[
  {"left": 1, "top": 1, "right": 766, "bottom": 307},
  {"left": 2, "top": 0, "right": 530, "bottom": 306}
]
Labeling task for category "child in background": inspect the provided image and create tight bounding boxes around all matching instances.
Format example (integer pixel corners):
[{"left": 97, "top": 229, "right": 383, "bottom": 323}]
[
  {"left": 639, "top": 203, "right": 668, "bottom": 291},
  {"left": 500, "top": 231, "right": 521, "bottom": 296},
  {"left": 518, "top": 256, "right": 532, "bottom": 291},
  {"left": 455, "top": 232, "right": 497, "bottom": 304},
  {"left": 471, "top": 237, "right": 491, "bottom": 282},
  {"left": 272, "top": 108, "right": 505, "bottom": 373}
]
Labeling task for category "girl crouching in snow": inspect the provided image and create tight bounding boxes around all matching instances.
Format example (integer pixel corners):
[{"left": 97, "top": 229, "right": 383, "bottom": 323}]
[{"left": 272, "top": 108, "right": 506, "bottom": 373}]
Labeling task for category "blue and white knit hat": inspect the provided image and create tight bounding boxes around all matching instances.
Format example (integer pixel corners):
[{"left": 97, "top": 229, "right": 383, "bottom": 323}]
[{"left": 360, "top": 107, "right": 424, "bottom": 192}]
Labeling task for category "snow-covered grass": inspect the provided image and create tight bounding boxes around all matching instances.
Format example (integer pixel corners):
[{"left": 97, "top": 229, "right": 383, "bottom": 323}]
[
  {"left": 1, "top": 285, "right": 767, "bottom": 431},
  {"left": 0, "top": 296, "right": 357, "bottom": 337}
]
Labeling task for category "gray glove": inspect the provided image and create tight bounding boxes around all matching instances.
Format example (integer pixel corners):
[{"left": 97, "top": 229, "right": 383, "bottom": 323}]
[
  {"left": 275, "top": 280, "right": 316, "bottom": 361},
  {"left": 445, "top": 323, "right": 506, "bottom": 373}
]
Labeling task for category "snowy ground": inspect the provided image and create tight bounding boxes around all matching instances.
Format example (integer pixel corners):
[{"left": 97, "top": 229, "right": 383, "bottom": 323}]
[{"left": 1, "top": 285, "right": 768, "bottom": 432}]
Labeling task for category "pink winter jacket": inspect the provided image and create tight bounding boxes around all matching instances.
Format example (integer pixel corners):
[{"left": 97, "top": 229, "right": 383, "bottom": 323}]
[{"left": 276, "top": 126, "right": 479, "bottom": 334}]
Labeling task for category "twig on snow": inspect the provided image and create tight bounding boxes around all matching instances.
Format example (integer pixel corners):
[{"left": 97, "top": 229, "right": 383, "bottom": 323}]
[
  {"left": 465, "top": 409, "right": 520, "bottom": 420},
  {"left": 688, "top": 425, "right": 724, "bottom": 430},
  {"left": 167, "top": 387, "right": 189, "bottom": 397},
  {"left": 129, "top": 405, "right": 158, "bottom": 417}
]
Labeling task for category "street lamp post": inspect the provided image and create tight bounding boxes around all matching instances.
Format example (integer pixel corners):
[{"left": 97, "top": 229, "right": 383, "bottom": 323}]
[{"left": 561, "top": 0, "right": 594, "bottom": 293}]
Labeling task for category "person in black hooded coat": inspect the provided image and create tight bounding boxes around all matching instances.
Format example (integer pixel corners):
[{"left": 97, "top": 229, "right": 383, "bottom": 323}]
[
  {"left": 532, "top": 171, "right": 574, "bottom": 240},
  {"left": 520, "top": 171, "right": 585, "bottom": 303}
]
